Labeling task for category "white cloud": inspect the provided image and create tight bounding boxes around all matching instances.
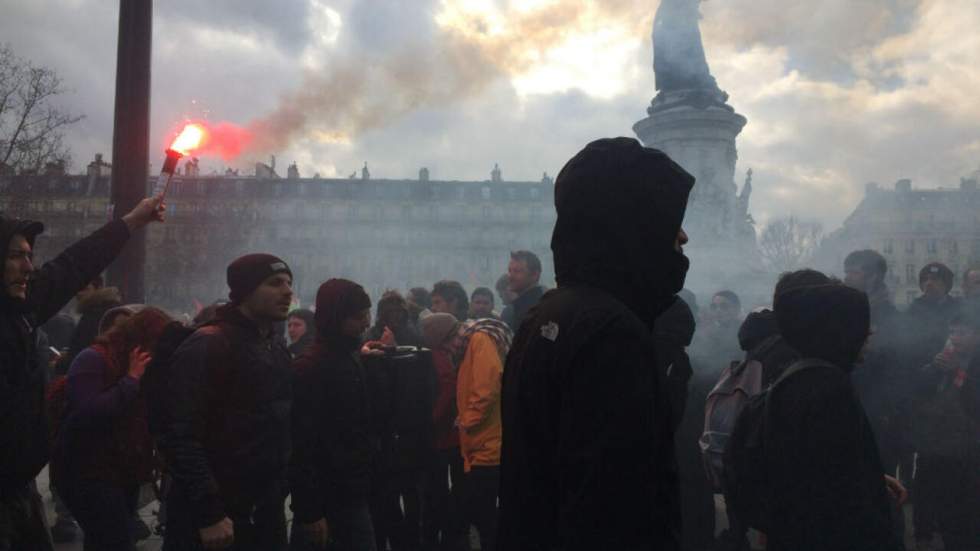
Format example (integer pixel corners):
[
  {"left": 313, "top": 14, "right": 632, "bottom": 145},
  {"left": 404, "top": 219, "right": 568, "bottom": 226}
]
[{"left": 2, "top": 0, "right": 979, "bottom": 234}]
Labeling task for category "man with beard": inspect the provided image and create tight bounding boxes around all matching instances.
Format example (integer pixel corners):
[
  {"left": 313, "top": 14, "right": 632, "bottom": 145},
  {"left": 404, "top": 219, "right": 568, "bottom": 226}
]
[
  {"left": 498, "top": 137, "right": 693, "bottom": 550},
  {"left": 0, "top": 196, "right": 163, "bottom": 551},
  {"left": 290, "top": 279, "right": 377, "bottom": 551},
  {"left": 159, "top": 254, "right": 294, "bottom": 551},
  {"left": 501, "top": 251, "right": 545, "bottom": 331}
]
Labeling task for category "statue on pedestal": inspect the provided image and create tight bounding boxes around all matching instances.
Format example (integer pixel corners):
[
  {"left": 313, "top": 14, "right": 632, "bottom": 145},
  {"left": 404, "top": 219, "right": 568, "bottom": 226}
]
[{"left": 650, "top": 0, "right": 730, "bottom": 113}]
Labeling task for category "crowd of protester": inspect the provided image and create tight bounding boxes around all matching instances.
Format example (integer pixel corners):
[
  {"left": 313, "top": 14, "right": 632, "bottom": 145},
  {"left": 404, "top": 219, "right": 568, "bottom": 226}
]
[{"left": 1, "top": 137, "right": 978, "bottom": 551}]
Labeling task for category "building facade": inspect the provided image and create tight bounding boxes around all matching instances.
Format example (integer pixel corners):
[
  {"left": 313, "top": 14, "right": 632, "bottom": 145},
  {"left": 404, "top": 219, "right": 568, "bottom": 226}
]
[
  {"left": 814, "top": 173, "right": 980, "bottom": 306},
  {"left": 0, "top": 161, "right": 557, "bottom": 314}
]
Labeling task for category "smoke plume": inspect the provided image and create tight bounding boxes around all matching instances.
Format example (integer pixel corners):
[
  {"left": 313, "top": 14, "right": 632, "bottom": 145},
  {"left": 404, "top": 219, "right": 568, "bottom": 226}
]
[{"left": 242, "top": 0, "right": 651, "bottom": 156}]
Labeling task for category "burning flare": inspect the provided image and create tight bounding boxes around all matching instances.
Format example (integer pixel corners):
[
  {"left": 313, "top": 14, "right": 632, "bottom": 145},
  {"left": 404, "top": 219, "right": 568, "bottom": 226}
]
[{"left": 169, "top": 123, "right": 207, "bottom": 156}]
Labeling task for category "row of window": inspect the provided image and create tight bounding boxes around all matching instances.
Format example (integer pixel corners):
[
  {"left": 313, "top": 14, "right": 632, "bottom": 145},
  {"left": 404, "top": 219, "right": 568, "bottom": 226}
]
[{"left": 882, "top": 238, "right": 978, "bottom": 255}]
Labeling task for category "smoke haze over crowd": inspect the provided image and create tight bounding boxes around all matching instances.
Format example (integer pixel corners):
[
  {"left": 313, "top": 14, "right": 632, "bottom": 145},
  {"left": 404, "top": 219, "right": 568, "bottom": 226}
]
[{"left": 2, "top": 0, "right": 979, "bottom": 229}]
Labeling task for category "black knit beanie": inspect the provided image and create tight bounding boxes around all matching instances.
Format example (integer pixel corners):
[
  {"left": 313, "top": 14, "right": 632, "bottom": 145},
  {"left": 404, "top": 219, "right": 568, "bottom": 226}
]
[
  {"left": 227, "top": 254, "right": 292, "bottom": 303},
  {"left": 919, "top": 262, "right": 954, "bottom": 293}
]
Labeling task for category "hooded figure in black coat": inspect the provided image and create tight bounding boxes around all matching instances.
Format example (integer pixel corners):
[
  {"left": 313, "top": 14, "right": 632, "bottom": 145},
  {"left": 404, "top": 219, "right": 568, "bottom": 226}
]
[
  {"left": 0, "top": 204, "right": 155, "bottom": 551},
  {"left": 766, "top": 284, "right": 900, "bottom": 551},
  {"left": 498, "top": 137, "right": 694, "bottom": 551}
]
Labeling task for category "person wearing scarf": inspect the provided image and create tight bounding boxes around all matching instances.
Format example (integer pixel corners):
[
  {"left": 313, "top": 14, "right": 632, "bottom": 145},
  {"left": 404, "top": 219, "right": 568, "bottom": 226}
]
[{"left": 452, "top": 317, "right": 512, "bottom": 551}]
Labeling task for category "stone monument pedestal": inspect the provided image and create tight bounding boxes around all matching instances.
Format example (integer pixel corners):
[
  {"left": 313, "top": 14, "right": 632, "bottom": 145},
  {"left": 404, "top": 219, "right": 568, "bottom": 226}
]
[{"left": 634, "top": 95, "right": 764, "bottom": 298}]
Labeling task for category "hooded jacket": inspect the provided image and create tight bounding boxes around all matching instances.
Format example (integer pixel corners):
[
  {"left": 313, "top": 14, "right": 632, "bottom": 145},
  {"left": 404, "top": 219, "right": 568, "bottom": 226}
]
[
  {"left": 290, "top": 279, "right": 376, "bottom": 523},
  {"left": 0, "top": 216, "right": 130, "bottom": 492},
  {"left": 498, "top": 138, "right": 693, "bottom": 551},
  {"left": 767, "top": 285, "right": 898, "bottom": 551},
  {"left": 157, "top": 304, "right": 293, "bottom": 528}
]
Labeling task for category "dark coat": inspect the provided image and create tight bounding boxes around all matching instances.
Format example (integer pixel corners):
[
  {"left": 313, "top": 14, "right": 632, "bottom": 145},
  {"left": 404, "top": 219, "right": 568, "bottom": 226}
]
[
  {"left": 290, "top": 346, "right": 376, "bottom": 522},
  {"left": 905, "top": 294, "right": 962, "bottom": 367},
  {"left": 766, "top": 366, "right": 898, "bottom": 551},
  {"left": 502, "top": 285, "right": 545, "bottom": 331},
  {"left": 291, "top": 279, "right": 378, "bottom": 524},
  {"left": 768, "top": 285, "right": 898, "bottom": 551},
  {"left": 498, "top": 138, "right": 694, "bottom": 551},
  {"left": 0, "top": 217, "right": 130, "bottom": 492},
  {"left": 157, "top": 305, "right": 293, "bottom": 528}
]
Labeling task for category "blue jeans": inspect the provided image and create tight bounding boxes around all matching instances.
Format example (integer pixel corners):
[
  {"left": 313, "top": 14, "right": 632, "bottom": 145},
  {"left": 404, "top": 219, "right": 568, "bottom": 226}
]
[
  {"left": 59, "top": 479, "right": 139, "bottom": 551},
  {"left": 291, "top": 499, "right": 376, "bottom": 551}
]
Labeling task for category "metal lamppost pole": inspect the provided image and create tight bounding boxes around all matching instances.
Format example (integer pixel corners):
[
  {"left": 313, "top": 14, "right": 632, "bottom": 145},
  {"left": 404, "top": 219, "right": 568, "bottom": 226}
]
[{"left": 107, "top": 0, "right": 152, "bottom": 303}]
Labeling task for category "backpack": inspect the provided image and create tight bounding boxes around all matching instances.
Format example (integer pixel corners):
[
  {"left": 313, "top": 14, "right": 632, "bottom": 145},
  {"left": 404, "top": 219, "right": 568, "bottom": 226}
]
[
  {"left": 699, "top": 336, "right": 779, "bottom": 490},
  {"left": 143, "top": 320, "right": 216, "bottom": 438},
  {"left": 721, "top": 358, "right": 835, "bottom": 533}
]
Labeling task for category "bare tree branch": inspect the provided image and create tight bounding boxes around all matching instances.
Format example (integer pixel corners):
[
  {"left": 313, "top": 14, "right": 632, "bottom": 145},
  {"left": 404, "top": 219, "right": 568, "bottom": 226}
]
[
  {"left": 0, "top": 44, "right": 83, "bottom": 173},
  {"left": 759, "top": 216, "right": 824, "bottom": 273}
]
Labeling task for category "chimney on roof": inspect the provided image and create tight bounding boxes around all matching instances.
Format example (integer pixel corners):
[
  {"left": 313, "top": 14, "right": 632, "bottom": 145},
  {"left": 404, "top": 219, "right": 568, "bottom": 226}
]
[
  {"left": 287, "top": 162, "right": 299, "bottom": 179},
  {"left": 895, "top": 179, "right": 912, "bottom": 192},
  {"left": 491, "top": 163, "right": 502, "bottom": 183},
  {"left": 419, "top": 167, "right": 430, "bottom": 182}
]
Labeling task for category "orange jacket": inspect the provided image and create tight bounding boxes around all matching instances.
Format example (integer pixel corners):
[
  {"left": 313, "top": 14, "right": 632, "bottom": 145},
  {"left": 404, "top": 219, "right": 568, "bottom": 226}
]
[{"left": 456, "top": 331, "right": 504, "bottom": 471}]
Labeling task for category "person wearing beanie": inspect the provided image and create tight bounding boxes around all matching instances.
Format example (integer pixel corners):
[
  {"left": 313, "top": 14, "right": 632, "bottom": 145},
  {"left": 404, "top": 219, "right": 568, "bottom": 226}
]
[
  {"left": 419, "top": 313, "right": 468, "bottom": 550},
  {"left": 290, "top": 279, "right": 378, "bottom": 551},
  {"left": 498, "top": 137, "right": 693, "bottom": 550},
  {"left": 158, "top": 253, "right": 294, "bottom": 551},
  {"left": 765, "top": 283, "right": 904, "bottom": 551},
  {"left": 0, "top": 194, "right": 163, "bottom": 551},
  {"left": 906, "top": 261, "right": 962, "bottom": 368}
]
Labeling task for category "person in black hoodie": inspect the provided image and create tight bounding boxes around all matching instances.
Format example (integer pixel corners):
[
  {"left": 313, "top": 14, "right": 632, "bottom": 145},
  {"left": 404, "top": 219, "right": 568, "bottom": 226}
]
[
  {"left": 498, "top": 137, "right": 693, "bottom": 551},
  {"left": 0, "top": 196, "right": 163, "bottom": 551},
  {"left": 159, "top": 254, "right": 294, "bottom": 551},
  {"left": 654, "top": 297, "right": 710, "bottom": 551},
  {"left": 290, "top": 279, "right": 377, "bottom": 551},
  {"left": 766, "top": 283, "right": 903, "bottom": 551}
]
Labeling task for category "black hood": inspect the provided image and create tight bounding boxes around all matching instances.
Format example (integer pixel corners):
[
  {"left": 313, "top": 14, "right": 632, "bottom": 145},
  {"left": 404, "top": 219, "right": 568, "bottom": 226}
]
[
  {"left": 551, "top": 137, "right": 694, "bottom": 326},
  {"left": 0, "top": 215, "right": 44, "bottom": 311},
  {"left": 738, "top": 309, "right": 779, "bottom": 352},
  {"left": 775, "top": 285, "right": 870, "bottom": 371}
]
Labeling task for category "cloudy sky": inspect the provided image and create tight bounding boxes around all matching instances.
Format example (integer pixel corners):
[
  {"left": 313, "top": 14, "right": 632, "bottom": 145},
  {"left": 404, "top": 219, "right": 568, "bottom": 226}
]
[{"left": 2, "top": 0, "right": 979, "bottom": 230}]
